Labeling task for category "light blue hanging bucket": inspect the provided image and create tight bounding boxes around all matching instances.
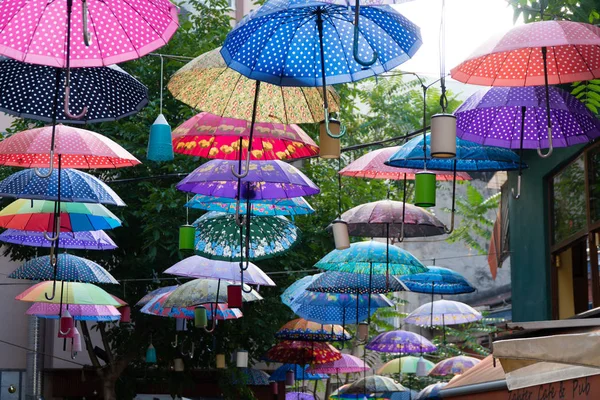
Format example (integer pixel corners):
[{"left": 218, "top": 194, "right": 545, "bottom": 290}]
[{"left": 147, "top": 113, "right": 174, "bottom": 161}]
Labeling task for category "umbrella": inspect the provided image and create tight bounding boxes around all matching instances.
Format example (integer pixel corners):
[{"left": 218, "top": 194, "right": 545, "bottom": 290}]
[
  {"left": 404, "top": 300, "right": 482, "bottom": 326},
  {"left": 286, "top": 394, "right": 314, "bottom": 400},
  {"left": 9, "top": 253, "right": 118, "bottom": 284},
  {"left": 0, "top": 124, "right": 140, "bottom": 169},
  {"left": 339, "top": 146, "right": 471, "bottom": 181},
  {"left": 0, "top": 229, "right": 117, "bottom": 250},
  {"left": 269, "top": 364, "right": 329, "bottom": 381},
  {"left": 232, "top": 368, "right": 271, "bottom": 386},
  {"left": 428, "top": 356, "right": 480, "bottom": 377},
  {"left": 164, "top": 255, "right": 275, "bottom": 287},
  {"left": 343, "top": 376, "right": 407, "bottom": 395},
  {"left": 193, "top": 212, "right": 300, "bottom": 262},
  {"left": 398, "top": 267, "right": 475, "bottom": 295},
  {"left": 142, "top": 298, "right": 243, "bottom": 320},
  {"left": 0, "top": 199, "right": 121, "bottom": 232},
  {"left": 26, "top": 303, "right": 121, "bottom": 321},
  {"left": 415, "top": 383, "right": 447, "bottom": 400},
  {"left": 173, "top": 112, "right": 319, "bottom": 160},
  {"left": 0, "top": 168, "right": 125, "bottom": 205},
  {"left": 167, "top": 47, "right": 340, "bottom": 124},
  {"left": 176, "top": 159, "right": 320, "bottom": 199},
  {"left": 275, "top": 318, "right": 351, "bottom": 342},
  {"left": 136, "top": 286, "right": 177, "bottom": 307},
  {"left": 314, "top": 241, "right": 426, "bottom": 275},
  {"left": 331, "top": 384, "right": 364, "bottom": 400},
  {"left": 377, "top": 356, "right": 435, "bottom": 375},
  {"left": 0, "top": 59, "right": 148, "bottom": 124},
  {"left": 306, "top": 271, "right": 406, "bottom": 294},
  {"left": 16, "top": 281, "right": 121, "bottom": 305},
  {"left": 186, "top": 195, "right": 314, "bottom": 216},
  {"left": 264, "top": 340, "right": 342, "bottom": 364},
  {"left": 366, "top": 330, "right": 437, "bottom": 354},
  {"left": 308, "top": 353, "right": 370, "bottom": 374},
  {"left": 162, "top": 279, "right": 262, "bottom": 307}
]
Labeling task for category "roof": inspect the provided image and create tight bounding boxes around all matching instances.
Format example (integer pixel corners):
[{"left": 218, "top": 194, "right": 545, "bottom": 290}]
[{"left": 443, "top": 355, "right": 505, "bottom": 390}]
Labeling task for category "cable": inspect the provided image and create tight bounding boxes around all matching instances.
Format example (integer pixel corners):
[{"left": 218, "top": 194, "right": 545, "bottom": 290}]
[{"left": 0, "top": 337, "right": 85, "bottom": 366}]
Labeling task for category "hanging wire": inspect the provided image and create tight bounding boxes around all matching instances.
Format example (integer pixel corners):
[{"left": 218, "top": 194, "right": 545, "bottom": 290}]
[
  {"left": 438, "top": 0, "right": 448, "bottom": 113},
  {"left": 185, "top": 194, "right": 189, "bottom": 225},
  {"left": 159, "top": 55, "right": 164, "bottom": 115}
]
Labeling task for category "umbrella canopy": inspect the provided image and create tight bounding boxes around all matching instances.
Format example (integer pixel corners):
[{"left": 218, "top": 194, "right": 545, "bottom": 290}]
[
  {"left": 136, "top": 286, "right": 176, "bottom": 307},
  {"left": 339, "top": 146, "right": 471, "bottom": 181},
  {"left": 0, "top": 199, "right": 121, "bottom": 232},
  {"left": 0, "top": 60, "right": 148, "bottom": 124},
  {"left": 428, "top": 356, "right": 480, "bottom": 377},
  {"left": 275, "top": 318, "right": 351, "bottom": 342},
  {"left": 308, "top": 353, "right": 370, "bottom": 374},
  {"left": 385, "top": 133, "right": 525, "bottom": 172},
  {"left": 173, "top": 112, "right": 319, "bottom": 160},
  {"left": 186, "top": 195, "right": 314, "bottom": 216},
  {"left": 142, "top": 297, "right": 243, "bottom": 320},
  {"left": 176, "top": 159, "right": 320, "bottom": 199},
  {"left": 265, "top": 340, "right": 342, "bottom": 364},
  {"left": 0, "top": 0, "right": 179, "bottom": 68},
  {"left": 167, "top": 47, "right": 339, "bottom": 124},
  {"left": 450, "top": 21, "right": 600, "bottom": 86},
  {"left": 398, "top": 266, "right": 475, "bottom": 295},
  {"left": 0, "top": 125, "right": 140, "bottom": 169},
  {"left": 281, "top": 274, "right": 320, "bottom": 306},
  {"left": 0, "top": 229, "right": 117, "bottom": 250},
  {"left": 233, "top": 368, "right": 271, "bottom": 386},
  {"left": 377, "top": 356, "right": 435, "bottom": 375},
  {"left": 366, "top": 330, "right": 437, "bottom": 354},
  {"left": 164, "top": 255, "right": 276, "bottom": 287},
  {"left": 306, "top": 271, "right": 406, "bottom": 294},
  {"left": 9, "top": 254, "right": 117, "bottom": 284},
  {"left": 221, "top": 0, "right": 422, "bottom": 86},
  {"left": 269, "top": 364, "right": 329, "bottom": 381},
  {"left": 194, "top": 212, "right": 300, "bottom": 261},
  {"left": 314, "top": 241, "right": 426, "bottom": 275},
  {"left": 0, "top": 168, "right": 125, "bottom": 205},
  {"left": 415, "top": 383, "right": 447, "bottom": 400},
  {"left": 341, "top": 200, "right": 445, "bottom": 238},
  {"left": 455, "top": 86, "right": 600, "bottom": 149},
  {"left": 286, "top": 393, "right": 315, "bottom": 400},
  {"left": 27, "top": 303, "right": 121, "bottom": 321},
  {"left": 16, "top": 281, "right": 121, "bottom": 305},
  {"left": 162, "top": 279, "right": 262, "bottom": 307},
  {"left": 343, "top": 376, "right": 407, "bottom": 395},
  {"left": 404, "top": 300, "right": 482, "bottom": 326}
]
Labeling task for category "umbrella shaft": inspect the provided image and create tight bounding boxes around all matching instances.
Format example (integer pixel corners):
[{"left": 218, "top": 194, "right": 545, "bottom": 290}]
[{"left": 315, "top": 9, "right": 329, "bottom": 111}]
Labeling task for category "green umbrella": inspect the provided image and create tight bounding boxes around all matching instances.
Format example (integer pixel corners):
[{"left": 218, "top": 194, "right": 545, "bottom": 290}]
[
  {"left": 343, "top": 376, "right": 408, "bottom": 396},
  {"left": 193, "top": 211, "right": 300, "bottom": 261},
  {"left": 377, "top": 356, "right": 435, "bottom": 375},
  {"left": 163, "top": 278, "right": 262, "bottom": 308}
]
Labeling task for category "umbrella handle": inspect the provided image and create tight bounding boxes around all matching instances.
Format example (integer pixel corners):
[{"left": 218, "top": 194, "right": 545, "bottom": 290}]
[
  {"left": 64, "top": 86, "right": 88, "bottom": 119},
  {"left": 444, "top": 210, "right": 454, "bottom": 234},
  {"left": 59, "top": 326, "right": 72, "bottom": 336},
  {"left": 44, "top": 214, "right": 61, "bottom": 242},
  {"left": 49, "top": 246, "right": 58, "bottom": 267},
  {"left": 81, "top": 0, "right": 91, "bottom": 46},
  {"left": 242, "top": 284, "right": 253, "bottom": 293},
  {"left": 324, "top": 109, "right": 346, "bottom": 139},
  {"left": 45, "top": 280, "right": 57, "bottom": 301},
  {"left": 537, "top": 127, "right": 553, "bottom": 158},
  {"left": 231, "top": 155, "right": 250, "bottom": 179},
  {"left": 352, "top": 0, "right": 377, "bottom": 67},
  {"left": 511, "top": 174, "right": 522, "bottom": 200},
  {"left": 234, "top": 199, "right": 245, "bottom": 227},
  {"left": 397, "top": 220, "right": 405, "bottom": 243},
  {"left": 171, "top": 334, "right": 178, "bottom": 348},
  {"left": 445, "top": 163, "right": 456, "bottom": 234},
  {"left": 34, "top": 150, "right": 54, "bottom": 178}
]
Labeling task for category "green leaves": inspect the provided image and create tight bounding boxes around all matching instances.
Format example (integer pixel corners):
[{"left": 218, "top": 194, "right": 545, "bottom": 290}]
[{"left": 572, "top": 80, "right": 600, "bottom": 115}]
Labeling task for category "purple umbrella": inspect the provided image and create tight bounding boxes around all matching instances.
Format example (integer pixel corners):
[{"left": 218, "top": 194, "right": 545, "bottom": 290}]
[
  {"left": 286, "top": 393, "right": 315, "bottom": 400},
  {"left": 0, "top": 229, "right": 117, "bottom": 250},
  {"left": 456, "top": 86, "right": 600, "bottom": 197},
  {"left": 366, "top": 330, "right": 437, "bottom": 354}
]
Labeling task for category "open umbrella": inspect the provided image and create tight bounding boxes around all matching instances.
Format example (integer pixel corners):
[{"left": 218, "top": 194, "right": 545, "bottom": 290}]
[
  {"left": 136, "top": 286, "right": 177, "bottom": 307},
  {"left": 164, "top": 255, "right": 275, "bottom": 287},
  {"left": 186, "top": 195, "right": 314, "bottom": 216},
  {"left": 27, "top": 303, "right": 121, "bottom": 322},
  {"left": 173, "top": 112, "right": 319, "bottom": 160},
  {"left": 276, "top": 318, "right": 351, "bottom": 342},
  {"left": 404, "top": 300, "right": 482, "bottom": 326},
  {"left": 343, "top": 376, "right": 407, "bottom": 395},
  {"left": 16, "top": 281, "right": 121, "bottom": 305},
  {"left": 232, "top": 368, "right": 271, "bottom": 386},
  {"left": 269, "top": 364, "right": 329, "bottom": 381},
  {"left": 0, "top": 229, "right": 117, "bottom": 250},
  {"left": 398, "top": 267, "right": 475, "bottom": 295},
  {"left": 162, "top": 279, "right": 262, "bottom": 307},
  {"left": 366, "top": 330, "right": 437, "bottom": 354},
  {"left": 142, "top": 298, "right": 243, "bottom": 320},
  {"left": 265, "top": 340, "right": 342, "bottom": 365},
  {"left": 308, "top": 353, "right": 370, "bottom": 374},
  {"left": 194, "top": 212, "right": 300, "bottom": 262},
  {"left": 286, "top": 393, "right": 315, "bottom": 400},
  {"left": 377, "top": 356, "right": 435, "bottom": 375},
  {"left": 306, "top": 271, "right": 406, "bottom": 294},
  {"left": 0, "top": 168, "right": 125, "bottom": 205},
  {"left": 428, "top": 356, "right": 480, "bottom": 377},
  {"left": 415, "top": 382, "right": 447, "bottom": 400}
]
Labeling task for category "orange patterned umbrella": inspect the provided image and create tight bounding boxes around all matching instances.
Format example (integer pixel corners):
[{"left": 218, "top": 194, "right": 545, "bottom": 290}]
[
  {"left": 265, "top": 340, "right": 342, "bottom": 365},
  {"left": 275, "top": 318, "right": 351, "bottom": 342}
]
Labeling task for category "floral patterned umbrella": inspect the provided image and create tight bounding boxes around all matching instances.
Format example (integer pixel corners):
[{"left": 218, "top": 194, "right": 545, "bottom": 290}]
[
  {"left": 376, "top": 356, "right": 435, "bottom": 375},
  {"left": 193, "top": 212, "right": 300, "bottom": 262},
  {"left": 286, "top": 393, "right": 315, "bottom": 400},
  {"left": 0, "top": 229, "right": 117, "bottom": 250},
  {"left": 135, "top": 286, "right": 177, "bottom": 307},
  {"left": 27, "top": 303, "right": 121, "bottom": 322},
  {"left": 162, "top": 278, "right": 262, "bottom": 308},
  {"left": 141, "top": 296, "right": 243, "bottom": 320},
  {"left": 366, "top": 330, "right": 437, "bottom": 354},
  {"left": 308, "top": 353, "right": 370, "bottom": 374},
  {"left": 264, "top": 340, "right": 342, "bottom": 365},
  {"left": 16, "top": 281, "right": 121, "bottom": 305},
  {"left": 404, "top": 300, "right": 482, "bottom": 326},
  {"left": 428, "top": 356, "right": 480, "bottom": 376},
  {"left": 173, "top": 112, "right": 319, "bottom": 160},
  {"left": 269, "top": 364, "right": 328, "bottom": 381},
  {"left": 186, "top": 195, "right": 314, "bottom": 216},
  {"left": 275, "top": 318, "right": 351, "bottom": 342}
]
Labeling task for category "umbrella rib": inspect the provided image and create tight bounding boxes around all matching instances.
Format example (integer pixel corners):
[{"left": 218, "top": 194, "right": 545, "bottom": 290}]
[
  {"left": 246, "top": 16, "right": 292, "bottom": 83},
  {"left": 22, "top": 2, "right": 53, "bottom": 65},
  {"left": 572, "top": 44, "right": 597, "bottom": 80},
  {"left": 97, "top": 1, "right": 141, "bottom": 62}
]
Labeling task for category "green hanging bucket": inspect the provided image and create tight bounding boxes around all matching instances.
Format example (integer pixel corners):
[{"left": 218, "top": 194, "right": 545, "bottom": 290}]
[
  {"left": 194, "top": 306, "right": 208, "bottom": 328},
  {"left": 179, "top": 225, "right": 195, "bottom": 251},
  {"left": 147, "top": 114, "right": 174, "bottom": 162},
  {"left": 414, "top": 171, "right": 436, "bottom": 207}
]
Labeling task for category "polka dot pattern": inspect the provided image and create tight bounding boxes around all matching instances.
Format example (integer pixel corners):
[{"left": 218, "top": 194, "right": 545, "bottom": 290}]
[
  {"left": 27, "top": 303, "right": 121, "bottom": 321},
  {"left": 0, "top": 229, "right": 118, "bottom": 250},
  {"left": 9, "top": 253, "right": 118, "bottom": 283}
]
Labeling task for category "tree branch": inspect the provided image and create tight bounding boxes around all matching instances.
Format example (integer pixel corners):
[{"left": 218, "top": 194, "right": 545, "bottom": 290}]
[
  {"left": 80, "top": 321, "right": 102, "bottom": 369},
  {"left": 98, "top": 322, "right": 115, "bottom": 365}
]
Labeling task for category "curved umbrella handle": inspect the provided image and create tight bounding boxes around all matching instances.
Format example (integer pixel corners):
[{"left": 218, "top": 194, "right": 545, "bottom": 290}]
[
  {"left": 351, "top": 0, "right": 377, "bottom": 66},
  {"left": 444, "top": 211, "right": 455, "bottom": 234},
  {"left": 64, "top": 86, "right": 88, "bottom": 120},
  {"left": 82, "top": 0, "right": 91, "bottom": 46},
  {"left": 234, "top": 199, "right": 245, "bottom": 227},
  {"left": 324, "top": 109, "right": 346, "bottom": 139},
  {"left": 231, "top": 155, "right": 250, "bottom": 179},
  {"left": 171, "top": 334, "right": 178, "bottom": 348},
  {"left": 45, "top": 279, "right": 57, "bottom": 301},
  {"left": 59, "top": 326, "right": 72, "bottom": 336},
  {"left": 512, "top": 174, "right": 522, "bottom": 200},
  {"left": 49, "top": 246, "right": 58, "bottom": 267},
  {"left": 34, "top": 150, "right": 54, "bottom": 178},
  {"left": 44, "top": 214, "right": 61, "bottom": 242},
  {"left": 397, "top": 220, "right": 405, "bottom": 243},
  {"left": 537, "top": 127, "right": 553, "bottom": 158},
  {"left": 203, "top": 307, "right": 217, "bottom": 333}
]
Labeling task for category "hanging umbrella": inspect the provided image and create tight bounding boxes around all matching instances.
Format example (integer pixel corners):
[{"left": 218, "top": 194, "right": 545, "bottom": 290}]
[
  {"left": 264, "top": 340, "right": 342, "bottom": 364},
  {"left": 269, "top": 364, "right": 329, "bottom": 381},
  {"left": 167, "top": 47, "right": 340, "bottom": 124},
  {"left": 136, "top": 286, "right": 177, "bottom": 307},
  {"left": 173, "top": 112, "right": 319, "bottom": 160},
  {"left": 176, "top": 159, "right": 320, "bottom": 199},
  {"left": 194, "top": 212, "right": 300, "bottom": 262},
  {"left": 308, "top": 353, "right": 370, "bottom": 374},
  {"left": 281, "top": 275, "right": 320, "bottom": 307},
  {"left": 377, "top": 356, "right": 435, "bottom": 375},
  {"left": 343, "top": 376, "right": 407, "bottom": 395},
  {"left": 314, "top": 241, "right": 426, "bottom": 275},
  {"left": 398, "top": 267, "right": 475, "bottom": 295},
  {"left": 27, "top": 303, "right": 121, "bottom": 322},
  {"left": 142, "top": 298, "right": 243, "bottom": 320},
  {"left": 428, "top": 356, "right": 480, "bottom": 377},
  {"left": 16, "top": 281, "right": 121, "bottom": 305},
  {"left": 306, "top": 271, "right": 406, "bottom": 294},
  {"left": 0, "top": 229, "right": 117, "bottom": 250},
  {"left": 404, "top": 300, "right": 482, "bottom": 326},
  {"left": 232, "top": 368, "right": 271, "bottom": 386},
  {"left": 415, "top": 382, "right": 447, "bottom": 400},
  {"left": 186, "top": 195, "right": 314, "bottom": 216},
  {"left": 164, "top": 255, "right": 275, "bottom": 287},
  {"left": 0, "top": 59, "right": 148, "bottom": 124},
  {"left": 340, "top": 146, "right": 471, "bottom": 181},
  {"left": 366, "top": 330, "right": 437, "bottom": 354},
  {"left": 286, "top": 393, "right": 315, "bottom": 400},
  {"left": 162, "top": 279, "right": 262, "bottom": 307},
  {"left": 9, "top": 253, "right": 117, "bottom": 284},
  {"left": 0, "top": 199, "right": 121, "bottom": 232},
  {"left": 275, "top": 318, "right": 351, "bottom": 342},
  {"left": 331, "top": 384, "right": 364, "bottom": 400},
  {"left": 0, "top": 168, "right": 124, "bottom": 205}
]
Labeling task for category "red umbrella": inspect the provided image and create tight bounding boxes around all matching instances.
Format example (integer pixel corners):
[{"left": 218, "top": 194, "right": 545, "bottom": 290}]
[{"left": 265, "top": 340, "right": 342, "bottom": 365}]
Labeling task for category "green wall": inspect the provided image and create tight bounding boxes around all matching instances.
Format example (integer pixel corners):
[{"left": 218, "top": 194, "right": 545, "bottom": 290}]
[{"left": 509, "top": 145, "right": 584, "bottom": 322}]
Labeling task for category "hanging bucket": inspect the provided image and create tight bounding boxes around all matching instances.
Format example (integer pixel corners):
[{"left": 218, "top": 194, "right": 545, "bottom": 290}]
[
  {"left": 58, "top": 310, "right": 74, "bottom": 339},
  {"left": 227, "top": 285, "right": 243, "bottom": 309},
  {"left": 319, "top": 119, "right": 341, "bottom": 159},
  {"left": 236, "top": 350, "right": 248, "bottom": 368},
  {"left": 119, "top": 305, "right": 131, "bottom": 323},
  {"left": 216, "top": 353, "right": 226, "bottom": 369},
  {"left": 285, "top": 370, "right": 295, "bottom": 386},
  {"left": 357, "top": 322, "right": 369, "bottom": 341},
  {"left": 430, "top": 114, "right": 457, "bottom": 159},
  {"left": 71, "top": 327, "right": 82, "bottom": 353},
  {"left": 416, "top": 356, "right": 428, "bottom": 377},
  {"left": 194, "top": 306, "right": 208, "bottom": 328},
  {"left": 146, "top": 344, "right": 157, "bottom": 363},
  {"left": 173, "top": 358, "right": 185, "bottom": 372},
  {"left": 179, "top": 224, "right": 195, "bottom": 251},
  {"left": 271, "top": 382, "right": 279, "bottom": 395},
  {"left": 331, "top": 218, "right": 350, "bottom": 250},
  {"left": 414, "top": 171, "right": 436, "bottom": 207},
  {"left": 175, "top": 318, "right": 187, "bottom": 332},
  {"left": 147, "top": 114, "right": 174, "bottom": 161}
]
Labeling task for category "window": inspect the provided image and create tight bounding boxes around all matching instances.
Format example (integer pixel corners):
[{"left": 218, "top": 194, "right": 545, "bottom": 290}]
[{"left": 551, "top": 155, "right": 586, "bottom": 245}]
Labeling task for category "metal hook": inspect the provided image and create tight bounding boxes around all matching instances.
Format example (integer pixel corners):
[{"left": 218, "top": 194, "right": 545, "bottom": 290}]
[
  {"left": 44, "top": 214, "right": 61, "bottom": 242},
  {"left": 444, "top": 211, "right": 455, "bottom": 234},
  {"left": 512, "top": 174, "right": 522, "bottom": 200},
  {"left": 324, "top": 109, "right": 347, "bottom": 139},
  {"left": 203, "top": 307, "right": 217, "bottom": 333},
  {"left": 230, "top": 155, "right": 250, "bottom": 179},
  {"left": 171, "top": 334, "right": 178, "bottom": 348},
  {"left": 537, "top": 127, "right": 554, "bottom": 158},
  {"left": 64, "top": 86, "right": 88, "bottom": 119},
  {"left": 352, "top": 0, "right": 377, "bottom": 67},
  {"left": 234, "top": 199, "right": 245, "bottom": 227},
  {"left": 82, "top": 0, "right": 91, "bottom": 46},
  {"left": 45, "top": 279, "right": 57, "bottom": 301},
  {"left": 445, "top": 162, "right": 456, "bottom": 234},
  {"left": 59, "top": 326, "right": 72, "bottom": 336},
  {"left": 397, "top": 220, "right": 405, "bottom": 243},
  {"left": 34, "top": 150, "right": 54, "bottom": 178}
]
